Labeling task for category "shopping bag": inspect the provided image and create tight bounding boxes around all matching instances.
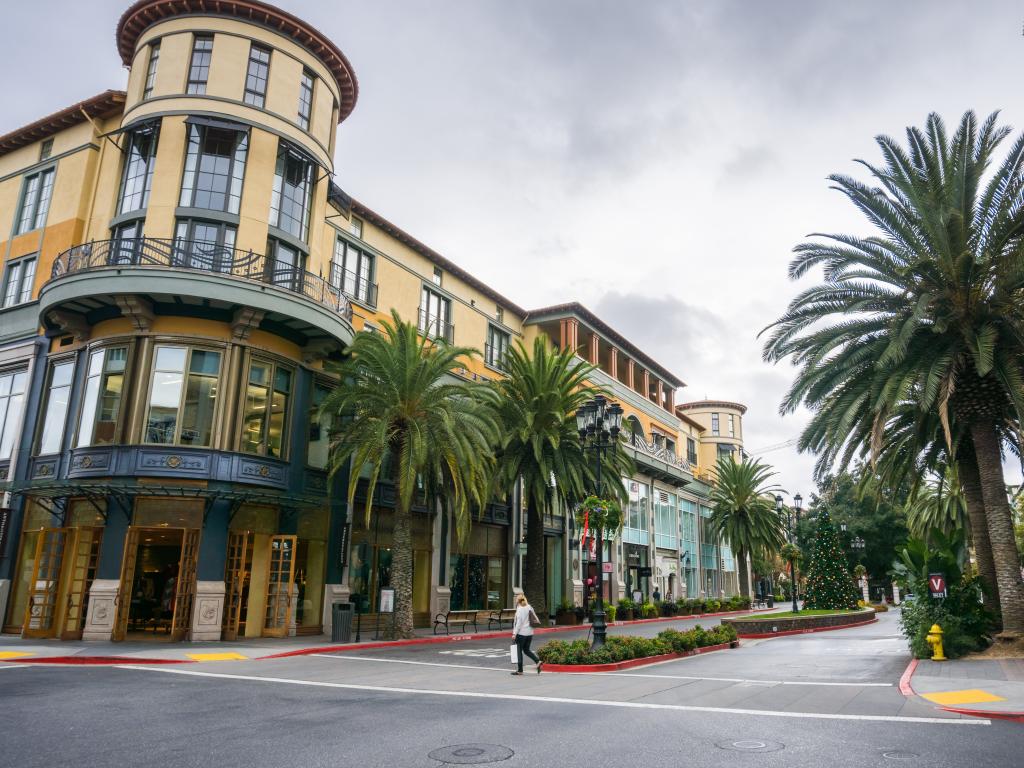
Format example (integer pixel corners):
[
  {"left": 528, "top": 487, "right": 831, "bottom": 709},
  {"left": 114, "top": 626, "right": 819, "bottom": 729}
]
[{"left": 510, "top": 643, "right": 520, "bottom": 664}]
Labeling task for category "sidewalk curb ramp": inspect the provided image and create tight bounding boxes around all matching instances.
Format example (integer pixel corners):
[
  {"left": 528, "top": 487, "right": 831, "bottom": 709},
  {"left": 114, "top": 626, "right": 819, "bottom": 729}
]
[{"left": 899, "top": 657, "right": 1024, "bottom": 724}]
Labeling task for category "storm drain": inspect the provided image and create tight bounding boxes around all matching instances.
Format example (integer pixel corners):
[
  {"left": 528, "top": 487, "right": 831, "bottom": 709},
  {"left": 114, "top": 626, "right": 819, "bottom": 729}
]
[
  {"left": 716, "top": 740, "right": 785, "bottom": 753},
  {"left": 882, "top": 752, "right": 918, "bottom": 761},
  {"left": 428, "top": 744, "right": 515, "bottom": 764}
]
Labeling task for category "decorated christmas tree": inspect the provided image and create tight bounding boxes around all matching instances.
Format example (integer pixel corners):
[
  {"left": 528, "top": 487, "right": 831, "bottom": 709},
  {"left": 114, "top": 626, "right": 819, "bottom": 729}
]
[{"left": 803, "top": 509, "right": 859, "bottom": 610}]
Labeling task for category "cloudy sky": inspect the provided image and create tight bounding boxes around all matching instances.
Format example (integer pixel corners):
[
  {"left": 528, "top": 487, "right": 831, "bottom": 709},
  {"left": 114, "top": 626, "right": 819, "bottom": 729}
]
[{"left": 3, "top": 1, "right": 1023, "bottom": 496}]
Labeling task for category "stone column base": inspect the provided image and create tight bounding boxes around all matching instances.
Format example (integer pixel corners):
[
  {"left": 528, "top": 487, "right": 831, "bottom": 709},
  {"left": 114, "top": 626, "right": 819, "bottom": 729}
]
[
  {"left": 321, "top": 583, "right": 351, "bottom": 636},
  {"left": 83, "top": 579, "right": 120, "bottom": 641},
  {"left": 431, "top": 585, "right": 451, "bottom": 619},
  {"left": 190, "top": 581, "right": 225, "bottom": 642},
  {"left": 568, "top": 578, "right": 582, "bottom": 607}
]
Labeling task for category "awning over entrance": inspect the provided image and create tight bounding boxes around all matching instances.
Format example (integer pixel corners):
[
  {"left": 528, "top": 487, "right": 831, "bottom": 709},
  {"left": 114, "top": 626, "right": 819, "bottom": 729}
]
[{"left": 3, "top": 479, "right": 325, "bottom": 527}]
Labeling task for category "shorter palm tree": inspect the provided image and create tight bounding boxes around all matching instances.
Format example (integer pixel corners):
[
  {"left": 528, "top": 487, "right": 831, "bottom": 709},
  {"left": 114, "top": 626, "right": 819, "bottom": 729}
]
[
  {"left": 323, "top": 312, "right": 497, "bottom": 637},
  {"left": 707, "top": 456, "right": 787, "bottom": 598},
  {"left": 906, "top": 464, "right": 968, "bottom": 540}
]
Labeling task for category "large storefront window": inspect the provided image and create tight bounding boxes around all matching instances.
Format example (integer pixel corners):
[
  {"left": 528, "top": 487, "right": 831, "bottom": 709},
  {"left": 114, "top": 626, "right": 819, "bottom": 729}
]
[
  {"left": 76, "top": 346, "right": 127, "bottom": 447},
  {"left": 654, "top": 490, "right": 677, "bottom": 549},
  {"left": 307, "top": 381, "right": 332, "bottom": 469},
  {"left": 144, "top": 346, "right": 221, "bottom": 446},
  {"left": 622, "top": 477, "right": 649, "bottom": 545},
  {"left": 349, "top": 509, "right": 433, "bottom": 623},
  {"left": 179, "top": 122, "right": 248, "bottom": 214},
  {"left": 37, "top": 360, "right": 74, "bottom": 455},
  {"left": 0, "top": 369, "right": 28, "bottom": 459},
  {"left": 242, "top": 359, "right": 292, "bottom": 458},
  {"left": 295, "top": 507, "right": 329, "bottom": 632},
  {"left": 679, "top": 497, "right": 699, "bottom": 598},
  {"left": 450, "top": 524, "right": 506, "bottom": 611}
]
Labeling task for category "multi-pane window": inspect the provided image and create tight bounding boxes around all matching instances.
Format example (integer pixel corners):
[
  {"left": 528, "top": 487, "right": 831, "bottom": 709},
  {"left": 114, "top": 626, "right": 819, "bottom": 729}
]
[
  {"left": 622, "top": 477, "right": 649, "bottom": 546},
  {"left": 117, "top": 127, "right": 159, "bottom": 215},
  {"left": 728, "top": 413, "right": 735, "bottom": 437},
  {"left": 686, "top": 436, "right": 697, "bottom": 466},
  {"left": 266, "top": 238, "right": 303, "bottom": 289},
  {"left": 39, "top": 138, "right": 53, "bottom": 161},
  {"left": 242, "top": 359, "right": 292, "bottom": 458},
  {"left": 37, "top": 360, "right": 74, "bottom": 455},
  {"left": 0, "top": 369, "right": 28, "bottom": 460},
  {"left": 143, "top": 42, "right": 160, "bottom": 98},
  {"left": 179, "top": 123, "right": 248, "bottom": 213},
  {"left": 654, "top": 490, "right": 677, "bottom": 549},
  {"left": 432, "top": 267, "right": 443, "bottom": 286},
  {"left": 717, "top": 444, "right": 735, "bottom": 460},
  {"left": 349, "top": 217, "right": 362, "bottom": 238},
  {"left": 175, "top": 219, "right": 236, "bottom": 272},
  {"left": 496, "top": 306, "right": 504, "bottom": 324},
  {"left": 186, "top": 35, "right": 213, "bottom": 94},
  {"left": 2, "top": 256, "right": 36, "bottom": 307},
  {"left": 330, "top": 237, "right": 374, "bottom": 304},
  {"left": 269, "top": 142, "right": 314, "bottom": 240},
  {"left": 110, "top": 221, "right": 144, "bottom": 264},
  {"left": 76, "top": 347, "right": 127, "bottom": 447},
  {"left": 307, "top": 381, "right": 332, "bottom": 469},
  {"left": 15, "top": 168, "right": 55, "bottom": 234},
  {"left": 485, "top": 324, "right": 510, "bottom": 370},
  {"left": 297, "top": 69, "right": 314, "bottom": 129},
  {"left": 145, "top": 346, "right": 221, "bottom": 446},
  {"left": 711, "top": 412, "right": 720, "bottom": 435},
  {"left": 419, "top": 286, "right": 452, "bottom": 342},
  {"left": 243, "top": 44, "right": 271, "bottom": 107}
]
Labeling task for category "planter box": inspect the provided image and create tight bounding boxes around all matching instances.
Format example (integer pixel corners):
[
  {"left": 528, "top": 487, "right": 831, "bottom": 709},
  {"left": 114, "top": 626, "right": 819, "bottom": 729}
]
[
  {"left": 542, "top": 641, "right": 733, "bottom": 673},
  {"left": 554, "top": 612, "right": 581, "bottom": 626},
  {"left": 724, "top": 608, "right": 875, "bottom": 638}
]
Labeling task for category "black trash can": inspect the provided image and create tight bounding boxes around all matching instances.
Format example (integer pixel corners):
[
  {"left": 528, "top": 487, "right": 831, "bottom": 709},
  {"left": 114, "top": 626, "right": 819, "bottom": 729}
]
[
  {"left": 331, "top": 602, "right": 354, "bottom": 643},
  {"left": 766, "top": 595, "right": 774, "bottom": 608}
]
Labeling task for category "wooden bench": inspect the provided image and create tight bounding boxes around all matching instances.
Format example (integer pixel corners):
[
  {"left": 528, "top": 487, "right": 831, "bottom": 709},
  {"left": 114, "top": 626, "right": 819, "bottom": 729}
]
[
  {"left": 433, "top": 609, "right": 480, "bottom": 635},
  {"left": 487, "top": 608, "right": 517, "bottom": 630}
]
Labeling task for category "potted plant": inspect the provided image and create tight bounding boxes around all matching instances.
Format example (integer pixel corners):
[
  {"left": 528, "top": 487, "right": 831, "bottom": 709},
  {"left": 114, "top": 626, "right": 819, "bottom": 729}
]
[
  {"left": 604, "top": 604, "right": 617, "bottom": 622},
  {"left": 555, "top": 598, "right": 580, "bottom": 626},
  {"left": 617, "top": 597, "right": 635, "bottom": 621},
  {"left": 641, "top": 601, "right": 659, "bottom": 619}
]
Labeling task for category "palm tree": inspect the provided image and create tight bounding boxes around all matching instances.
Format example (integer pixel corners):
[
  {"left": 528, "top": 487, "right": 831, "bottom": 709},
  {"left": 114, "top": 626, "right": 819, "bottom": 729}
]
[
  {"left": 906, "top": 463, "right": 968, "bottom": 539},
  {"left": 323, "top": 312, "right": 498, "bottom": 637},
  {"left": 707, "top": 455, "right": 786, "bottom": 598},
  {"left": 763, "top": 111, "right": 1024, "bottom": 636},
  {"left": 490, "top": 337, "right": 630, "bottom": 619}
]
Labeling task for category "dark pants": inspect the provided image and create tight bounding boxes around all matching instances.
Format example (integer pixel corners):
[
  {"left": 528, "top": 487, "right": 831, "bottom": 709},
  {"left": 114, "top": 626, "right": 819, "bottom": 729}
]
[{"left": 515, "top": 634, "right": 539, "bottom": 672}]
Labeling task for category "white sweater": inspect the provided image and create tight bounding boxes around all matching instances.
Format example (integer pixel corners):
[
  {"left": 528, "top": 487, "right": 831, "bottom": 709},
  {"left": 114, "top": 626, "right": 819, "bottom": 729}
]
[{"left": 512, "top": 604, "right": 536, "bottom": 637}]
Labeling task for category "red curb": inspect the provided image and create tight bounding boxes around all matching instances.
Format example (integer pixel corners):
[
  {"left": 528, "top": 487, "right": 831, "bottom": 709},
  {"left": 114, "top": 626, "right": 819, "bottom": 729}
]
[
  {"left": 542, "top": 641, "right": 733, "bottom": 673},
  {"left": 12, "top": 656, "right": 194, "bottom": 666},
  {"left": 735, "top": 616, "right": 877, "bottom": 639},
  {"left": 259, "top": 607, "right": 768, "bottom": 660},
  {"left": 938, "top": 706, "right": 1024, "bottom": 724},
  {"left": 898, "top": 658, "right": 918, "bottom": 696}
]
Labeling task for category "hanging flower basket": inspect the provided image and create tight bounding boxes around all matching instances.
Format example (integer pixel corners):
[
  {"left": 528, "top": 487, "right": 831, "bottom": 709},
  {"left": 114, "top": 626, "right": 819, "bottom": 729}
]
[{"left": 574, "top": 495, "right": 623, "bottom": 533}]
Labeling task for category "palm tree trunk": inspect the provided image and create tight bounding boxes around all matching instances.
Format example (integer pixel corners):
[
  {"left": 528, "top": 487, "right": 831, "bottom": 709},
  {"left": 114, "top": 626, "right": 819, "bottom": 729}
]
[
  {"left": 969, "top": 421, "right": 1024, "bottom": 637},
  {"left": 523, "top": 503, "right": 547, "bottom": 620},
  {"left": 957, "top": 444, "right": 1001, "bottom": 615},
  {"left": 389, "top": 498, "right": 415, "bottom": 639},
  {"left": 737, "top": 548, "right": 751, "bottom": 598}
]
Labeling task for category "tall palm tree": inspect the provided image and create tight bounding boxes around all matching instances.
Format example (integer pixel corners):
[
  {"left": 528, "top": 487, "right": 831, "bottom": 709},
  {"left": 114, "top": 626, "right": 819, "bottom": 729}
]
[
  {"left": 763, "top": 111, "right": 1024, "bottom": 635},
  {"left": 323, "top": 312, "right": 498, "bottom": 637},
  {"left": 490, "top": 337, "right": 630, "bottom": 619},
  {"left": 707, "top": 455, "right": 786, "bottom": 598}
]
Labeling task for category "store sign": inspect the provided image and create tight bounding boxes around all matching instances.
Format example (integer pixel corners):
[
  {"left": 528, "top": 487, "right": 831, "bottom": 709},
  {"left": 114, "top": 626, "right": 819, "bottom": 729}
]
[
  {"left": 0, "top": 508, "right": 10, "bottom": 558},
  {"left": 338, "top": 523, "right": 350, "bottom": 568},
  {"left": 379, "top": 588, "right": 395, "bottom": 614},
  {"left": 602, "top": 562, "right": 614, "bottom": 573},
  {"left": 928, "top": 573, "right": 947, "bottom": 599},
  {"left": 638, "top": 566, "right": 653, "bottom": 578}
]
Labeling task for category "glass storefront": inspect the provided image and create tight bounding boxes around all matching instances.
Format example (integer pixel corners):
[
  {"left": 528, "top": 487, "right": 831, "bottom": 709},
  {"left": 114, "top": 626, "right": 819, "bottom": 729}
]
[{"left": 449, "top": 523, "right": 506, "bottom": 611}]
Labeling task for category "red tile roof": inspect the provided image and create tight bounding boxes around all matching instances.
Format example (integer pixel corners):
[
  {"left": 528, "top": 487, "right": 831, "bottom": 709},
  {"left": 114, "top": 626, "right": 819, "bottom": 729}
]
[{"left": 0, "top": 91, "right": 126, "bottom": 158}]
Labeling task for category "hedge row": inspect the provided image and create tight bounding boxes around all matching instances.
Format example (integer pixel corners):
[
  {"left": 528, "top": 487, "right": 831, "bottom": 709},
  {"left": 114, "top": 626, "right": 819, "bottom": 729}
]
[{"left": 537, "top": 624, "right": 738, "bottom": 666}]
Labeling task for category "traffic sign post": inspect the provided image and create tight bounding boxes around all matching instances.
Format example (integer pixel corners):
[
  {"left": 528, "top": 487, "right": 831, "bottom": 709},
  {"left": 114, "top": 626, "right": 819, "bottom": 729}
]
[{"left": 928, "top": 573, "right": 947, "bottom": 599}]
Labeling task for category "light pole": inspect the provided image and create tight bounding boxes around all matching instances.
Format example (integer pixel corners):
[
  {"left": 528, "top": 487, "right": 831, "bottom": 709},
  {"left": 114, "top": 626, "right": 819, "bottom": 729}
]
[
  {"left": 576, "top": 395, "right": 623, "bottom": 648},
  {"left": 791, "top": 493, "right": 802, "bottom": 612}
]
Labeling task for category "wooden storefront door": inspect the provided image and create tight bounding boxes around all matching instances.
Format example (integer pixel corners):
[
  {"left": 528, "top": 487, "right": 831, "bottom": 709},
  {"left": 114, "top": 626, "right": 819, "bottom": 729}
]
[
  {"left": 262, "top": 534, "right": 296, "bottom": 638},
  {"left": 60, "top": 526, "right": 103, "bottom": 640},
  {"left": 222, "top": 530, "right": 251, "bottom": 641},
  {"left": 22, "top": 528, "right": 68, "bottom": 639}
]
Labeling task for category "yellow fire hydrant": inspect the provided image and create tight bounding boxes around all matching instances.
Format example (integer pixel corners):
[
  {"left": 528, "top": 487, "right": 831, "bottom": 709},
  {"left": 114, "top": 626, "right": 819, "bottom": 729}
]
[{"left": 926, "top": 623, "right": 946, "bottom": 661}]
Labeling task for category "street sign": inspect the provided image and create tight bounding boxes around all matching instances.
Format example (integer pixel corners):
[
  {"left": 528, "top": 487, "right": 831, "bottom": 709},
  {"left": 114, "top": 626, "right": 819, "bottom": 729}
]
[{"left": 928, "top": 573, "right": 947, "bottom": 599}]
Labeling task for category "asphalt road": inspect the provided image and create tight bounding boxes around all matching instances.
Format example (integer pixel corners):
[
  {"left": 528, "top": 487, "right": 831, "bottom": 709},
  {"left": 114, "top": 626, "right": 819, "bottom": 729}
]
[{"left": 1, "top": 611, "right": 1020, "bottom": 768}]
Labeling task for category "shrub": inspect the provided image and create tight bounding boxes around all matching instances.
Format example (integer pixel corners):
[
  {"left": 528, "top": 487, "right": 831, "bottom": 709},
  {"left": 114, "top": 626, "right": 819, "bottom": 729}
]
[
  {"left": 706, "top": 599, "right": 721, "bottom": 613},
  {"left": 898, "top": 578, "right": 991, "bottom": 659},
  {"left": 538, "top": 622, "right": 737, "bottom": 665},
  {"left": 617, "top": 598, "right": 635, "bottom": 612},
  {"left": 604, "top": 605, "right": 617, "bottom": 622},
  {"left": 641, "top": 602, "right": 659, "bottom": 618}
]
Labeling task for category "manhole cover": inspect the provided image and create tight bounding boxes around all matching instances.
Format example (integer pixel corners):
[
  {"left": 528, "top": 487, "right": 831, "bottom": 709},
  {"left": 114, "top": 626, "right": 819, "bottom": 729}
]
[
  {"left": 716, "top": 740, "right": 785, "bottom": 752},
  {"left": 428, "top": 744, "right": 514, "bottom": 764},
  {"left": 882, "top": 752, "right": 918, "bottom": 761}
]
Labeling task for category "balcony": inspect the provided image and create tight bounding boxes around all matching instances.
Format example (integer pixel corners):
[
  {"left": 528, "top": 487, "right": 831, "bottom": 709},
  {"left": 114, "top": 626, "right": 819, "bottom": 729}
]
[
  {"left": 622, "top": 431, "right": 693, "bottom": 486},
  {"left": 417, "top": 309, "right": 454, "bottom": 344},
  {"left": 328, "top": 263, "right": 378, "bottom": 308},
  {"left": 41, "top": 237, "right": 354, "bottom": 352}
]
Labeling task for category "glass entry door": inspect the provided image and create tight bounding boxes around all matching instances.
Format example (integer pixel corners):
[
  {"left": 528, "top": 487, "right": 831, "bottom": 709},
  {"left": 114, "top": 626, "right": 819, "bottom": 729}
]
[
  {"left": 263, "top": 534, "right": 296, "bottom": 637},
  {"left": 22, "top": 528, "right": 68, "bottom": 639},
  {"left": 60, "top": 527, "right": 103, "bottom": 640},
  {"left": 222, "top": 530, "right": 251, "bottom": 641}
]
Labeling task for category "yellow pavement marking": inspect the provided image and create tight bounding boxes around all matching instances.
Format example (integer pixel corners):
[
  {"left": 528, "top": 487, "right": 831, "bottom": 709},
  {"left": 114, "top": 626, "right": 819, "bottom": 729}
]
[
  {"left": 921, "top": 689, "right": 1007, "bottom": 706},
  {"left": 0, "top": 651, "right": 34, "bottom": 660},
  {"left": 186, "top": 652, "right": 248, "bottom": 662}
]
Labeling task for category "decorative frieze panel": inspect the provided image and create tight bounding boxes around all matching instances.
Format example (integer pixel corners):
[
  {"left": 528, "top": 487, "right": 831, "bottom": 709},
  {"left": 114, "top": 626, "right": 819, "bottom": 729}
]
[
  {"left": 232, "top": 456, "right": 287, "bottom": 488},
  {"left": 136, "top": 449, "right": 211, "bottom": 477},
  {"left": 303, "top": 469, "right": 328, "bottom": 495},
  {"left": 68, "top": 449, "right": 114, "bottom": 477},
  {"left": 30, "top": 456, "right": 60, "bottom": 480}
]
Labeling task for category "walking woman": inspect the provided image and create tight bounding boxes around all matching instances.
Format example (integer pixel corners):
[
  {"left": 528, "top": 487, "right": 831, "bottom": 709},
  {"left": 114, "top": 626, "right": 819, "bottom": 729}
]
[{"left": 511, "top": 594, "right": 543, "bottom": 675}]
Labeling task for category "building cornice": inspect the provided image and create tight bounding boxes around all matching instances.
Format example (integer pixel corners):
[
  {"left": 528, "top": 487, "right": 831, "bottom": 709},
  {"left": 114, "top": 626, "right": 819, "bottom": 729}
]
[{"left": 0, "top": 91, "right": 125, "bottom": 157}]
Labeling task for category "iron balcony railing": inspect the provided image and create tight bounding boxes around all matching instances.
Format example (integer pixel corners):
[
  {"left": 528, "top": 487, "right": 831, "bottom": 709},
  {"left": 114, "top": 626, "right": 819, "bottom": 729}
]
[
  {"left": 328, "top": 263, "right": 378, "bottom": 308},
  {"left": 625, "top": 431, "right": 692, "bottom": 473},
  {"left": 417, "top": 308, "right": 454, "bottom": 344},
  {"left": 50, "top": 237, "right": 352, "bottom": 320}
]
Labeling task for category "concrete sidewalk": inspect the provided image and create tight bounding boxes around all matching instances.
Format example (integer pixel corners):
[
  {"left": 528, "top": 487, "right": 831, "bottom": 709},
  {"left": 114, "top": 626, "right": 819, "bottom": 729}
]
[
  {"left": 0, "top": 606, "right": 779, "bottom": 664},
  {"left": 909, "top": 657, "right": 1024, "bottom": 722}
]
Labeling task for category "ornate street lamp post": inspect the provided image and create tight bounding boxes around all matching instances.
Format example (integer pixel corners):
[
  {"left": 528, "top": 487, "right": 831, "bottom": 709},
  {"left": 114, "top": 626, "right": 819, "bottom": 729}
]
[
  {"left": 790, "top": 493, "right": 802, "bottom": 613},
  {"left": 576, "top": 395, "right": 623, "bottom": 648}
]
